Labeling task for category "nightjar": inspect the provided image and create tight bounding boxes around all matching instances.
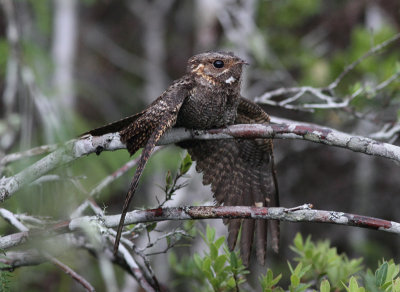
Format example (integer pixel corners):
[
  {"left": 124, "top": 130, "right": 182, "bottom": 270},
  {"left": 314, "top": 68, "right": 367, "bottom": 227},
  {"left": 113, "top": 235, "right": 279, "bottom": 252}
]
[{"left": 85, "top": 51, "right": 279, "bottom": 265}]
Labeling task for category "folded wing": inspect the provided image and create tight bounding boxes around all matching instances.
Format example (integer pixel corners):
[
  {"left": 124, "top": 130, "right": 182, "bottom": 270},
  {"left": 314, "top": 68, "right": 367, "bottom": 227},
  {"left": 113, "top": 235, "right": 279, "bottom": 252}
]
[{"left": 179, "top": 97, "right": 279, "bottom": 265}]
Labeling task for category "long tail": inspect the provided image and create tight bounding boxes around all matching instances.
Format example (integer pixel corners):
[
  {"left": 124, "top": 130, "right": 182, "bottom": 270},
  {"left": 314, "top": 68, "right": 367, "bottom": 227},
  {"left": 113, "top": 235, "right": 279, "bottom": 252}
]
[{"left": 113, "top": 127, "right": 163, "bottom": 256}]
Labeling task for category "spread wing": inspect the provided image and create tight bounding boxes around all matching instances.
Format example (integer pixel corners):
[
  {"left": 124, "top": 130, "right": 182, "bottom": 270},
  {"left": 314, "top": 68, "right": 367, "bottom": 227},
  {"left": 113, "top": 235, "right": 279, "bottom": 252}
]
[
  {"left": 179, "top": 97, "right": 279, "bottom": 265},
  {"left": 112, "top": 76, "right": 192, "bottom": 255},
  {"left": 82, "top": 113, "right": 143, "bottom": 137},
  {"left": 83, "top": 76, "right": 192, "bottom": 255}
]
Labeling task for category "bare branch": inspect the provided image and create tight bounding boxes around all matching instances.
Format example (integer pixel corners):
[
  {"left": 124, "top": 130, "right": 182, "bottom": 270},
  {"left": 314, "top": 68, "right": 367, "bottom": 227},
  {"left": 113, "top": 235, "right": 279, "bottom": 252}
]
[
  {"left": 113, "top": 237, "right": 157, "bottom": 292},
  {"left": 2, "top": 204, "right": 399, "bottom": 255},
  {"left": 0, "top": 133, "right": 124, "bottom": 201},
  {"left": 50, "top": 257, "right": 95, "bottom": 292},
  {"left": 0, "top": 250, "right": 45, "bottom": 269},
  {"left": 370, "top": 123, "right": 400, "bottom": 141},
  {"left": 0, "top": 231, "right": 29, "bottom": 250},
  {"left": 70, "top": 205, "right": 400, "bottom": 236},
  {"left": 0, "top": 144, "right": 58, "bottom": 167},
  {"left": 0, "top": 208, "right": 29, "bottom": 232}
]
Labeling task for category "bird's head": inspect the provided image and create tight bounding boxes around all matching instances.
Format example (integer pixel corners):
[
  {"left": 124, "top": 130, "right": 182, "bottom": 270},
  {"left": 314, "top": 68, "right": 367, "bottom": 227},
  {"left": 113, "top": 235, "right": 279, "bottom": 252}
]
[{"left": 187, "top": 51, "right": 248, "bottom": 88}]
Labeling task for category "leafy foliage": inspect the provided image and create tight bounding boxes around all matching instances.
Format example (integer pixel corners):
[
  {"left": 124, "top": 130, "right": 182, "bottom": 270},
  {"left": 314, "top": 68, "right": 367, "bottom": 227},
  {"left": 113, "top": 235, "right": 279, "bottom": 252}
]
[
  {"left": 170, "top": 225, "right": 249, "bottom": 292},
  {"left": 170, "top": 230, "right": 400, "bottom": 291},
  {"left": 364, "top": 259, "right": 400, "bottom": 292},
  {"left": 162, "top": 152, "right": 192, "bottom": 204},
  {"left": 290, "top": 233, "right": 363, "bottom": 289},
  {"left": 0, "top": 263, "right": 12, "bottom": 292}
]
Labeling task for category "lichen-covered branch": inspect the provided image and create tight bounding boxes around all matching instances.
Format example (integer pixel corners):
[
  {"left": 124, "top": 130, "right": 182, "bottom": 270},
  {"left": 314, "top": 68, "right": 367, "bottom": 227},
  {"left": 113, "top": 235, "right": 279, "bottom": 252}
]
[
  {"left": 1, "top": 121, "right": 400, "bottom": 203},
  {"left": 0, "top": 133, "right": 124, "bottom": 201},
  {"left": 1, "top": 205, "right": 399, "bottom": 252},
  {"left": 68, "top": 205, "right": 400, "bottom": 235}
]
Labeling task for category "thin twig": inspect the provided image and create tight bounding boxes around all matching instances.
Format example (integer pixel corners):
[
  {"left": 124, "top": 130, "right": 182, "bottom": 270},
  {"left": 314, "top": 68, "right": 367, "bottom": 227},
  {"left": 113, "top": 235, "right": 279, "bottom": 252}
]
[
  {"left": 0, "top": 144, "right": 58, "bottom": 166},
  {"left": 370, "top": 123, "right": 400, "bottom": 141},
  {"left": 0, "top": 208, "right": 29, "bottom": 232},
  {"left": 50, "top": 257, "right": 95, "bottom": 292},
  {"left": 112, "top": 236, "right": 157, "bottom": 292}
]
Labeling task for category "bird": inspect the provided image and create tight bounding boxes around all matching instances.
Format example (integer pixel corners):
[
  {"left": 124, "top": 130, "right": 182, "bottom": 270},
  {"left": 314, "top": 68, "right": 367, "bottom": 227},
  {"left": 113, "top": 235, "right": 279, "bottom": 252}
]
[{"left": 85, "top": 51, "right": 279, "bottom": 266}]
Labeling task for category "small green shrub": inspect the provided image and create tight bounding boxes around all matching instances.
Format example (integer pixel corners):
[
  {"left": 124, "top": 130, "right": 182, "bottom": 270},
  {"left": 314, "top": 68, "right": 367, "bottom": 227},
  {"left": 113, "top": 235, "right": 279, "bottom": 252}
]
[{"left": 170, "top": 228, "right": 400, "bottom": 292}]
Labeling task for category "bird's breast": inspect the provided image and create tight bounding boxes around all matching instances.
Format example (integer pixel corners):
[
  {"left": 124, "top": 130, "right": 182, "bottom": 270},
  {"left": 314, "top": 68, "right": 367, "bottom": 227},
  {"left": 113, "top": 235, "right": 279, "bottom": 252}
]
[{"left": 176, "top": 86, "right": 240, "bottom": 129}]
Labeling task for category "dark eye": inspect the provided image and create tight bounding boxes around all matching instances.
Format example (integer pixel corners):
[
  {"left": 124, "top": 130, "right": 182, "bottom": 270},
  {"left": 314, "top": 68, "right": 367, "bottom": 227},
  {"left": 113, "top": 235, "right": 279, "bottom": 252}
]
[{"left": 213, "top": 60, "right": 224, "bottom": 68}]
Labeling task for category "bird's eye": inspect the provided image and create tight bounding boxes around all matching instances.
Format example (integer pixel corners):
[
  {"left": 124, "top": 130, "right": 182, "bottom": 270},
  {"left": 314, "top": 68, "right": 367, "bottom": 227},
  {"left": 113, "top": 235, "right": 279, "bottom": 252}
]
[{"left": 213, "top": 60, "right": 224, "bottom": 68}]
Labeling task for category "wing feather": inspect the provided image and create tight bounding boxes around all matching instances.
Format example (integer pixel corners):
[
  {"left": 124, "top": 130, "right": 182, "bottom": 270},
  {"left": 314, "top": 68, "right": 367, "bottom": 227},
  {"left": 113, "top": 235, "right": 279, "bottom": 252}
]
[
  {"left": 179, "top": 97, "right": 279, "bottom": 265},
  {"left": 113, "top": 77, "right": 192, "bottom": 255}
]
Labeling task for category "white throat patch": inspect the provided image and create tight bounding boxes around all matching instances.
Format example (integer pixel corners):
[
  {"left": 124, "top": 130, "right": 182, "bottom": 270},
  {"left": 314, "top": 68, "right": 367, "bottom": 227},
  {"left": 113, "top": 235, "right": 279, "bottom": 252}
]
[{"left": 225, "top": 76, "right": 236, "bottom": 84}]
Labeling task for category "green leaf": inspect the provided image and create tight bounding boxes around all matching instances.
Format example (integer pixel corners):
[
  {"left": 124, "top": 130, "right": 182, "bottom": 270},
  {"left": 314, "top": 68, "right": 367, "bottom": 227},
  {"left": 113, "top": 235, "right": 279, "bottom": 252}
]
[
  {"left": 179, "top": 153, "right": 192, "bottom": 175},
  {"left": 214, "top": 237, "right": 225, "bottom": 249},
  {"left": 345, "top": 277, "right": 365, "bottom": 292},
  {"left": 349, "top": 277, "right": 358, "bottom": 291},
  {"left": 227, "top": 277, "right": 236, "bottom": 289},
  {"left": 146, "top": 222, "right": 157, "bottom": 233},
  {"left": 363, "top": 270, "right": 380, "bottom": 292},
  {"left": 193, "top": 253, "right": 202, "bottom": 270},
  {"left": 395, "top": 62, "right": 400, "bottom": 74},
  {"left": 271, "top": 273, "right": 282, "bottom": 286},
  {"left": 230, "top": 252, "right": 238, "bottom": 269},
  {"left": 386, "top": 260, "right": 400, "bottom": 281},
  {"left": 165, "top": 170, "right": 173, "bottom": 190},
  {"left": 290, "top": 274, "right": 300, "bottom": 287},
  {"left": 393, "top": 278, "right": 400, "bottom": 292},
  {"left": 320, "top": 279, "right": 330, "bottom": 292},
  {"left": 202, "top": 258, "right": 212, "bottom": 276},
  {"left": 0, "top": 40, "right": 9, "bottom": 76},
  {"left": 214, "top": 255, "right": 227, "bottom": 273},
  {"left": 260, "top": 269, "right": 282, "bottom": 291},
  {"left": 350, "top": 82, "right": 362, "bottom": 95},
  {"left": 293, "top": 233, "right": 304, "bottom": 251},
  {"left": 375, "top": 261, "right": 388, "bottom": 287},
  {"left": 206, "top": 225, "right": 215, "bottom": 243},
  {"left": 288, "top": 261, "right": 295, "bottom": 274},
  {"left": 209, "top": 243, "right": 218, "bottom": 260}
]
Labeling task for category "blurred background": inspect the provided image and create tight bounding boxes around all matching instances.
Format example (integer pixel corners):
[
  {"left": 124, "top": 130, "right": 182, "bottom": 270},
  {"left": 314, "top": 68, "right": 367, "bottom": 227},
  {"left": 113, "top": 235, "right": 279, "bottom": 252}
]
[{"left": 0, "top": 0, "right": 400, "bottom": 291}]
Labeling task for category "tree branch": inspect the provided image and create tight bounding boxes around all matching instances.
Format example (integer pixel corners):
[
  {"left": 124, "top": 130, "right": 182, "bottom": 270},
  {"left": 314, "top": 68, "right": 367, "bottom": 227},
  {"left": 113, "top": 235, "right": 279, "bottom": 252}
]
[
  {"left": 50, "top": 257, "right": 95, "bottom": 292},
  {"left": 1, "top": 205, "right": 399, "bottom": 252},
  {"left": 69, "top": 205, "right": 400, "bottom": 234},
  {"left": 1, "top": 121, "right": 400, "bottom": 202}
]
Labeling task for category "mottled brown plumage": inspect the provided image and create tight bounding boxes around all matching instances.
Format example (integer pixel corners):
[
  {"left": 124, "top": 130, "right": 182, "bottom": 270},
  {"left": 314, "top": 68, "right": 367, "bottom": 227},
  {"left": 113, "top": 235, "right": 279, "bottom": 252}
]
[{"left": 85, "top": 51, "right": 279, "bottom": 265}]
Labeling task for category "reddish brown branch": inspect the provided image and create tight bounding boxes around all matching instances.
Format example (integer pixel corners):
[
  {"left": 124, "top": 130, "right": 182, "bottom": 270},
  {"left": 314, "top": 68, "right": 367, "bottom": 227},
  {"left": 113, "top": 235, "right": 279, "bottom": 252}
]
[{"left": 103, "top": 205, "right": 399, "bottom": 234}]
